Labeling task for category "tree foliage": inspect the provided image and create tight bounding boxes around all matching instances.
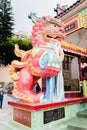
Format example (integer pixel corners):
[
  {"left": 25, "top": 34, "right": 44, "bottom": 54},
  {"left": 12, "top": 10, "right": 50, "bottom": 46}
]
[
  {"left": 0, "top": 38, "right": 32, "bottom": 66},
  {"left": 0, "top": 0, "right": 14, "bottom": 42}
]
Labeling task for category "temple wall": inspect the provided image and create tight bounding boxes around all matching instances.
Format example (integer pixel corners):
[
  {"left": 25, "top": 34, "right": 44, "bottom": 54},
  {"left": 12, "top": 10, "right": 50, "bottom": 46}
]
[{"left": 0, "top": 66, "right": 11, "bottom": 83}]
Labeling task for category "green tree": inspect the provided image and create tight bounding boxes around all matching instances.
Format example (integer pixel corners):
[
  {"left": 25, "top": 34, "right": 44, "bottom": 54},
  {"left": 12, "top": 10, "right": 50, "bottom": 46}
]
[
  {"left": 0, "top": 38, "right": 32, "bottom": 66},
  {"left": 0, "top": 0, "right": 14, "bottom": 42}
]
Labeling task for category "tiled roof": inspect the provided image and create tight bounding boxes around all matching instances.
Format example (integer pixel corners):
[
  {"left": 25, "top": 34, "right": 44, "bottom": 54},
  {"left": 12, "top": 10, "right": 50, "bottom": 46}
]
[
  {"left": 55, "top": 0, "right": 85, "bottom": 18},
  {"left": 61, "top": 40, "right": 87, "bottom": 56}
]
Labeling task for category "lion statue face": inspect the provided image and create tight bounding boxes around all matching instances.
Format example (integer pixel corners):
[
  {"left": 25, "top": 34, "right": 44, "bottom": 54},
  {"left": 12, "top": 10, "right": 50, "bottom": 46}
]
[{"left": 32, "top": 16, "right": 66, "bottom": 46}]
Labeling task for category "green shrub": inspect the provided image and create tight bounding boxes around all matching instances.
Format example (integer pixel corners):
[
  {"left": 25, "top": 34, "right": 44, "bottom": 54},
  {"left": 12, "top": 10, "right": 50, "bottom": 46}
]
[{"left": 0, "top": 38, "right": 32, "bottom": 66}]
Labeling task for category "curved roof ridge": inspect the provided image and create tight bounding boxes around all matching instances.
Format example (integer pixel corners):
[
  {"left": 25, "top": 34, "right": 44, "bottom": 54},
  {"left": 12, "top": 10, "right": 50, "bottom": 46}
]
[
  {"left": 55, "top": 0, "right": 85, "bottom": 18},
  {"left": 61, "top": 40, "right": 87, "bottom": 56}
]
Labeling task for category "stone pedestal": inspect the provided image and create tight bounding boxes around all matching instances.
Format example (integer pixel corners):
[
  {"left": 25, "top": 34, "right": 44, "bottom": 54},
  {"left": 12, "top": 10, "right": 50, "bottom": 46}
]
[{"left": 7, "top": 98, "right": 87, "bottom": 130}]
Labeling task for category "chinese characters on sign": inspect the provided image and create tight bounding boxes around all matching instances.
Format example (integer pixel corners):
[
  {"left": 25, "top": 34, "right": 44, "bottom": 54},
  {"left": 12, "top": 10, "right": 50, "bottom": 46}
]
[
  {"left": 44, "top": 107, "right": 65, "bottom": 124},
  {"left": 79, "top": 14, "right": 87, "bottom": 27},
  {"left": 64, "top": 20, "right": 78, "bottom": 34}
]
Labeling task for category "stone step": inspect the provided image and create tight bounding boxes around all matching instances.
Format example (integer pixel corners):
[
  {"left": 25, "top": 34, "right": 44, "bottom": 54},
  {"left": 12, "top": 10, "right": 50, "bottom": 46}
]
[
  {"left": 0, "top": 124, "right": 12, "bottom": 130},
  {"left": 0, "top": 120, "right": 30, "bottom": 130},
  {"left": 77, "top": 109, "right": 87, "bottom": 118},
  {"left": 67, "top": 117, "right": 87, "bottom": 130},
  {"left": 1, "top": 110, "right": 87, "bottom": 130}
]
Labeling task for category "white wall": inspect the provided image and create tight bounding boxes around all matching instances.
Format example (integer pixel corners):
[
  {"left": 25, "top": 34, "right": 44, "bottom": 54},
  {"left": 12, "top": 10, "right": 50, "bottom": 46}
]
[{"left": 0, "top": 66, "right": 11, "bottom": 83}]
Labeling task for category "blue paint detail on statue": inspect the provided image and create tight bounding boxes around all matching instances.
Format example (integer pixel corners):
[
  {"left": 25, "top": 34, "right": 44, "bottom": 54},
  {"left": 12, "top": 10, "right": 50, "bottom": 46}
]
[
  {"left": 43, "top": 69, "right": 65, "bottom": 102},
  {"left": 43, "top": 76, "right": 55, "bottom": 102},
  {"left": 38, "top": 40, "right": 65, "bottom": 103},
  {"left": 28, "top": 12, "right": 38, "bottom": 23},
  {"left": 39, "top": 51, "right": 50, "bottom": 69},
  {"left": 56, "top": 70, "right": 65, "bottom": 101}
]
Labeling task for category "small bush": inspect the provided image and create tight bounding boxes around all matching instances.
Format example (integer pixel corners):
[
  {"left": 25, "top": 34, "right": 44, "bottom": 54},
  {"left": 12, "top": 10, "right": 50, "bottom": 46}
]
[{"left": 0, "top": 37, "right": 32, "bottom": 66}]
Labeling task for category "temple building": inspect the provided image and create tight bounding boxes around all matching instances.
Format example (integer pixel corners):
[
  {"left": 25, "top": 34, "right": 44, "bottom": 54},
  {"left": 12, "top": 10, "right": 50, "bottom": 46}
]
[{"left": 52, "top": 0, "right": 87, "bottom": 98}]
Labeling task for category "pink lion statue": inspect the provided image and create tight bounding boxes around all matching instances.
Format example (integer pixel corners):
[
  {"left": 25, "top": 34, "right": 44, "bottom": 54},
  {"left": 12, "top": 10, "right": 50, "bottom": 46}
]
[{"left": 9, "top": 13, "right": 66, "bottom": 103}]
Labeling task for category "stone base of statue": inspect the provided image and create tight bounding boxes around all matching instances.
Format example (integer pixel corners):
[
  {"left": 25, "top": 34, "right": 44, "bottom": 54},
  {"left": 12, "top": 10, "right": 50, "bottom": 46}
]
[{"left": 0, "top": 98, "right": 87, "bottom": 130}]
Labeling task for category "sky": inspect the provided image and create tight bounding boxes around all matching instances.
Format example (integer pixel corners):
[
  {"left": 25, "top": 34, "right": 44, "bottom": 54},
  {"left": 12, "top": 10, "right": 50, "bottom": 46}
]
[{"left": 11, "top": 0, "right": 77, "bottom": 35}]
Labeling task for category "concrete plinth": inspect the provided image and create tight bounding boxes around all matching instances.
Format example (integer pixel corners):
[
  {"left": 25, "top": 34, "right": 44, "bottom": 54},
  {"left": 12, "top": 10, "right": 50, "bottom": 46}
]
[{"left": 1, "top": 98, "right": 87, "bottom": 130}]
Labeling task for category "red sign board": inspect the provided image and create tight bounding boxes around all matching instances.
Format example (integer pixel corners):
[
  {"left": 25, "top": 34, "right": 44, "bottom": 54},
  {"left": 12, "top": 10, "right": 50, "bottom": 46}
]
[
  {"left": 64, "top": 14, "right": 79, "bottom": 34},
  {"left": 65, "top": 20, "right": 78, "bottom": 34},
  {"left": 13, "top": 108, "right": 31, "bottom": 127}
]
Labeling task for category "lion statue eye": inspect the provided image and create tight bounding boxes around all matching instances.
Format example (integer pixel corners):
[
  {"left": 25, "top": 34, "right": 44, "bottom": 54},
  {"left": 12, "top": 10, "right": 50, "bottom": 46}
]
[
  {"left": 54, "top": 23, "right": 58, "bottom": 27},
  {"left": 49, "top": 23, "right": 57, "bottom": 28}
]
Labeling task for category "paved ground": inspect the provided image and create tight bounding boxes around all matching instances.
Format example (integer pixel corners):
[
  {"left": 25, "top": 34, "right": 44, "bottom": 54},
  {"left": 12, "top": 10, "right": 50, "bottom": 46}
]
[{"left": 0, "top": 94, "right": 16, "bottom": 123}]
